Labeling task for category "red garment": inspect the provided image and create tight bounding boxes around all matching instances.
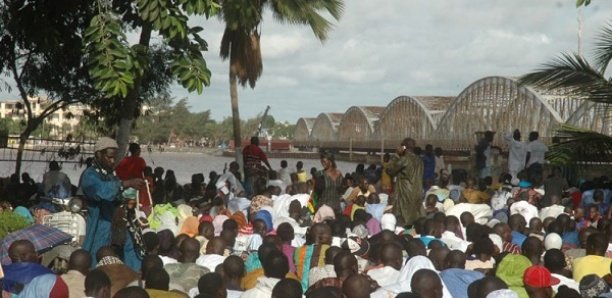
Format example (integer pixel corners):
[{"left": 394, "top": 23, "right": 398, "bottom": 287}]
[
  {"left": 242, "top": 144, "right": 268, "bottom": 171},
  {"left": 115, "top": 156, "right": 146, "bottom": 180},
  {"left": 115, "top": 156, "right": 151, "bottom": 207},
  {"left": 502, "top": 241, "right": 521, "bottom": 254}
]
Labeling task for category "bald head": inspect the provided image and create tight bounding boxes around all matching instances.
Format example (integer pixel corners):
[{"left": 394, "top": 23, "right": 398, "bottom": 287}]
[
  {"left": 69, "top": 249, "right": 92, "bottom": 275},
  {"left": 444, "top": 250, "right": 466, "bottom": 269},
  {"left": 411, "top": 269, "right": 443, "bottom": 298},
  {"left": 333, "top": 251, "right": 358, "bottom": 278},
  {"left": 380, "top": 243, "right": 403, "bottom": 270},
  {"left": 223, "top": 255, "right": 245, "bottom": 281},
  {"left": 401, "top": 138, "right": 416, "bottom": 150},
  {"left": 342, "top": 274, "right": 371, "bottom": 298},
  {"left": 8, "top": 240, "right": 37, "bottom": 263},
  {"left": 95, "top": 246, "right": 117, "bottom": 263},
  {"left": 180, "top": 238, "right": 201, "bottom": 263},
  {"left": 206, "top": 237, "right": 226, "bottom": 256},
  {"left": 309, "top": 223, "right": 332, "bottom": 245},
  {"left": 428, "top": 246, "right": 451, "bottom": 271}
]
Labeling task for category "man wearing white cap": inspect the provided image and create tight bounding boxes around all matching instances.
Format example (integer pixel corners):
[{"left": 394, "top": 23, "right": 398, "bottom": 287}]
[{"left": 81, "top": 137, "right": 144, "bottom": 265}]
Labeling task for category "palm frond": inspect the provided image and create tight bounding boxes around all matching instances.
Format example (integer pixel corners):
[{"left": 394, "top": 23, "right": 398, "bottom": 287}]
[
  {"left": 593, "top": 21, "right": 612, "bottom": 74},
  {"left": 519, "top": 53, "right": 612, "bottom": 105},
  {"left": 546, "top": 124, "right": 612, "bottom": 166},
  {"left": 220, "top": 27, "right": 262, "bottom": 88},
  {"left": 270, "top": 0, "right": 343, "bottom": 41}
]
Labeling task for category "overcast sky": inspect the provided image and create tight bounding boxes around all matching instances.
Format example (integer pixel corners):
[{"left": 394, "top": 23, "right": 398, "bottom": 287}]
[{"left": 2, "top": 0, "right": 611, "bottom": 123}]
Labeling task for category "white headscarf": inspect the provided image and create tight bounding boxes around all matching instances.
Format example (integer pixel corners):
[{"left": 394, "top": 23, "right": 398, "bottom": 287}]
[{"left": 383, "top": 256, "right": 453, "bottom": 297}]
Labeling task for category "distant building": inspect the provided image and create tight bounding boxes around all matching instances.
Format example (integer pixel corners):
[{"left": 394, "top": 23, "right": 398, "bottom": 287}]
[{"left": 0, "top": 96, "right": 86, "bottom": 138}]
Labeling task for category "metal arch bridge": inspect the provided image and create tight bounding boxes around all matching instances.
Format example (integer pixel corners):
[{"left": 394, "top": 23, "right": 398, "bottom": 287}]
[{"left": 292, "top": 76, "right": 611, "bottom": 153}]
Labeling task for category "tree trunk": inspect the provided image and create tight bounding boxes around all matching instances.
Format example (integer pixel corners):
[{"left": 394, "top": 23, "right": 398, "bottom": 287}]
[
  {"left": 115, "top": 23, "right": 152, "bottom": 160},
  {"left": 14, "top": 121, "right": 38, "bottom": 176},
  {"left": 229, "top": 65, "right": 242, "bottom": 167}
]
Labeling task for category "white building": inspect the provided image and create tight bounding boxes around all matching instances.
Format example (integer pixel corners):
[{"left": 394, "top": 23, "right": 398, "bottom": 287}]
[{"left": 0, "top": 96, "right": 86, "bottom": 137}]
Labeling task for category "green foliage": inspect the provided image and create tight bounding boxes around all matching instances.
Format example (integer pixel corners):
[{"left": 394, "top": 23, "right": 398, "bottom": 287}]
[
  {"left": 84, "top": 14, "right": 139, "bottom": 98},
  {"left": 0, "top": 212, "right": 31, "bottom": 239},
  {"left": 85, "top": 0, "right": 221, "bottom": 99},
  {"left": 547, "top": 125, "right": 612, "bottom": 165},
  {"left": 520, "top": 19, "right": 612, "bottom": 167},
  {"left": 576, "top": 0, "right": 591, "bottom": 7}
]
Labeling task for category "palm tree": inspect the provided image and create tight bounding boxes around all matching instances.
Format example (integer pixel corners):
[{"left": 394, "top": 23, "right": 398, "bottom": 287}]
[
  {"left": 519, "top": 21, "right": 612, "bottom": 167},
  {"left": 219, "top": 0, "right": 344, "bottom": 163}
]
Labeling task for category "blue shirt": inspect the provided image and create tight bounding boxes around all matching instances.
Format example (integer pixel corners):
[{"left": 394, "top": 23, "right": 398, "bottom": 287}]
[
  {"left": 563, "top": 231, "right": 580, "bottom": 247},
  {"left": 2, "top": 262, "right": 53, "bottom": 293},
  {"left": 511, "top": 231, "right": 527, "bottom": 247},
  {"left": 440, "top": 268, "right": 485, "bottom": 298}
]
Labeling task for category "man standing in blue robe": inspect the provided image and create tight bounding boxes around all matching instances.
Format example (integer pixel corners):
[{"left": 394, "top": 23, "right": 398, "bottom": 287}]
[{"left": 81, "top": 137, "right": 143, "bottom": 266}]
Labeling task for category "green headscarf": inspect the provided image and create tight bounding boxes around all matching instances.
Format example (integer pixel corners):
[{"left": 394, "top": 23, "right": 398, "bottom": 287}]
[{"left": 495, "top": 254, "right": 532, "bottom": 298}]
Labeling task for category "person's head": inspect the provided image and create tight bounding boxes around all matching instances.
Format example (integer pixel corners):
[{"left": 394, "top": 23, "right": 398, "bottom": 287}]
[
  {"left": 85, "top": 269, "right": 111, "bottom": 298},
  {"left": 401, "top": 138, "right": 416, "bottom": 152},
  {"left": 145, "top": 267, "right": 170, "bottom": 291},
  {"left": 250, "top": 136, "right": 259, "bottom": 146},
  {"left": 141, "top": 254, "right": 163, "bottom": 281},
  {"left": 460, "top": 212, "right": 475, "bottom": 227},
  {"left": 428, "top": 246, "right": 451, "bottom": 271},
  {"left": 425, "top": 194, "right": 438, "bottom": 209},
  {"left": 68, "top": 249, "right": 92, "bottom": 275},
  {"left": 523, "top": 265, "right": 558, "bottom": 298},
  {"left": 272, "top": 278, "right": 302, "bottom": 298},
  {"left": 484, "top": 130, "right": 495, "bottom": 142},
  {"left": 128, "top": 143, "right": 141, "bottom": 156},
  {"left": 49, "top": 160, "right": 61, "bottom": 171},
  {"left": 424, "top": 144, "right": 433, "bottom": 155},
  {"left": 333, "top": 251, "right": 358, "bottom": 280},
  {"left": 580, "top": 227, "right": 599, "bottom": 249},
  {"left": 199, "top": 221, "right": 214, "bottom": 240},
  {"left": 444, "top": 216, "right": 460, "bottom": 233},
  {"left": 180, "top": 238, "right": 201, "bottom": 262},
  {"left": 522, "top": 236, "right": 544, "bottom": 264},
  {"left": 367, "top": 193, "right": 380, "bottom": 204},
  {"left": 529, "top": 218, "right": 543, "bottom": 232},
  {"left": 220, "top": 229, "right": 236, "bottom": 248},
  {"left": 342, "top": 274, "right": 371, "bottom": 298},
  {"left": 95, "top": 246, "right": 118, "bottom": 263},
  {"left": 198, "top": 272, "right": 226, "bottom": 298},
  {"left": 380, "top": 242, "right": 403, "bottom": 270},
  {"left": 114, "top": 287, "right": 149, "bottom": 298},
  {"left": 472, "top": 236, "right": 495, "bottom": 259},
  {"left": 543, "top": 248, "right": 566, "bottom": 274},
  {"left": 277, "top": 223, "right": 295, "bottom": 243},
  {"left": 470, "top": 276, "right": 508, "bottom": 298},
  {"left": 529, "top": 131, "right": 539, "bottom": 142},
  {"left": 512, "top": 129, "right": 521, "bottom": 141},
  {"left": 383, "top": 153, "right": 390, "bottom": 162},
  {"left": 324, "top": 246, "right": 342, "bottom": 266},
  {"left": 422, "top": 218, "right": 437, "bottom": 237},
  {"left": 8, "top": 240, "right": 37, "bottom": 263},
  {"left": 586, "top": 232, "right": 608, "bottom": 256},
  {"left": 263, "top": 250, "right": 289, "bottom": 279},
  {"left": 93, "top": 137, "right": 119, "bottom": 172},
  {"left": 410, "top": 269, "right": 443, "bottom": 298},
  {"left": 444, "top": 250, "right": 466, "bottom": 269},
  {"left": 509, "top": 214, "right": 526, "bottom": 233},
  {"left": 320, "top": 152, "right": 336, "bottom": 170},
  {"left": 407, "top": 238, "right": 427, "bottom": 258},
  {"left": 206, "top": 237, "right": 226, "bottom": 256},
  {"left": 579, "top": 274, "right": 610, "bottom": 298},
  {"left": 222, "top": 255, "right": 245, "bottom": 282},
  {"left": 308, "top": 222, "right": 332, "bottom": 245}
]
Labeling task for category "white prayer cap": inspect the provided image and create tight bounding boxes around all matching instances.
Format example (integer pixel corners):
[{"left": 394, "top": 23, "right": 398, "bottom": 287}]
[{"left": 94, "top": 137, "right": 118, "bottom": 152}]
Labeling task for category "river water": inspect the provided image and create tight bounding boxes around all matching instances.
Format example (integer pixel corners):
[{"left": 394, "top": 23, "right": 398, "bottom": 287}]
[{"left": 0, "top": 151, "right": 359, "bottom": 185}]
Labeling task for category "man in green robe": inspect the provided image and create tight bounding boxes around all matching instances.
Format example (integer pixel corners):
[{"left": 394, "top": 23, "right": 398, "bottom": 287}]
[{"left": 386, "top": 138, "right": 424, "bottom": 227}]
